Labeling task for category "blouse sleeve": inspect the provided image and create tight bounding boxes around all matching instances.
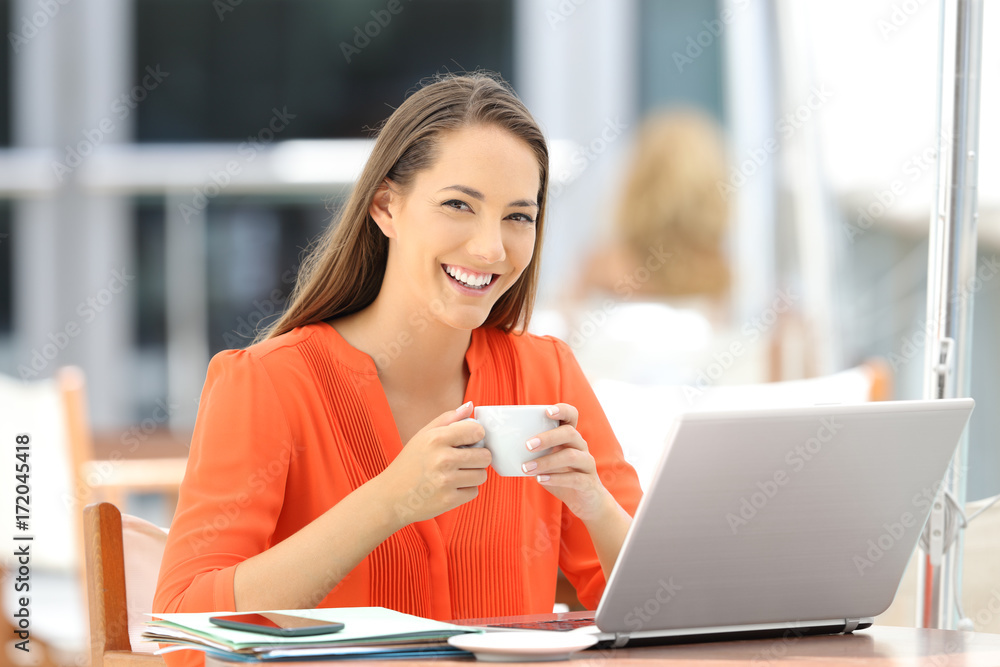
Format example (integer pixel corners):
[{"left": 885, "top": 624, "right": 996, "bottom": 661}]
[
  {"left": 153, "top": 348, "right": 295, "bottom": 615},
  {"left": 549, "top": 337, "right": 643, "bottom": 609}
]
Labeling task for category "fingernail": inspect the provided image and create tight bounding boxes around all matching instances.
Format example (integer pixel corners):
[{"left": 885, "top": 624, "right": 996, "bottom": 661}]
[
  {"left": 536, "top": 475, "right": 550, "bottom": 483},
  {"left": 522, "top": 461, "right": 537, "bottom": 473},
  {"left": 526, "top": 437, "right": 541, "bottom": 451},
  {"left": 546, "top": 406, "right": 559, "bottom": 418},
  {"left": 459, "top": 401, "right": 473, "bottom": 411}
]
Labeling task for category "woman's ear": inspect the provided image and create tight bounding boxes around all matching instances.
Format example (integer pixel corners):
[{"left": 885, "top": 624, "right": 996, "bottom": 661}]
[{"left": 369, "top": 180, "right": 397, "bottom": 239}]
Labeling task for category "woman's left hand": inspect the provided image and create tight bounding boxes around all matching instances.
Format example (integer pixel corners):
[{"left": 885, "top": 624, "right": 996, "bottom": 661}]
[{"left": 522, "top": 403, "right": 614, "bottom": 521}]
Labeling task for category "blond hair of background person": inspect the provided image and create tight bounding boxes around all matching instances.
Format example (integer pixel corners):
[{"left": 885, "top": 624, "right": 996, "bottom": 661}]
[
  {"left": 582, "top": 109, "right": 731, "bottom": 302},
  {"left": 551, "top": 109, "right": 774, "bottom": 388}
]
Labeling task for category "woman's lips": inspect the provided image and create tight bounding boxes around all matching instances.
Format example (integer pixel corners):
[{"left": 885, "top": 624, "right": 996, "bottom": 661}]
[{"left": 442, "top": 264, "right": 498, "bottom": 295}]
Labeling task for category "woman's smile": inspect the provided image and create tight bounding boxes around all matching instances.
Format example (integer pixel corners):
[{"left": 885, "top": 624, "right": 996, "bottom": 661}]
[{"left": 442, "top": 263, "right": 498, "bottom": 295}]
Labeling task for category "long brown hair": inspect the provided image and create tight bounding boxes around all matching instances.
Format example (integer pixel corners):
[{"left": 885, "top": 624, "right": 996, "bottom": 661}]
[{"left": 258, "top": 72, "right": 549, "bottom": 343}]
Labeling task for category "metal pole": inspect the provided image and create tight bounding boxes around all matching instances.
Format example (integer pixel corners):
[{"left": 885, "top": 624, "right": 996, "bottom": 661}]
[{"left": 917, "top": 0, "right": 983, "bottom": 630}]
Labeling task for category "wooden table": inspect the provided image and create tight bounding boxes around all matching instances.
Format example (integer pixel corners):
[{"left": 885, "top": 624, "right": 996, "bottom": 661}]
[{"left": 205, "top": 626, "right": 1000, "bottom": 666}]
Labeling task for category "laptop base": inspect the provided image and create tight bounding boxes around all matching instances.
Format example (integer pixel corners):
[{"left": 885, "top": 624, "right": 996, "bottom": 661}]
[{"left": 452, "top": 612, "right": 871, "bottom": 649}]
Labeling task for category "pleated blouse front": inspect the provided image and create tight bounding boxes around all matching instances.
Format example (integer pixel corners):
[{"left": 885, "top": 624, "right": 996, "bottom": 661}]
[{"left": 153, "top": 323, "right": 642, "bottom": 667}]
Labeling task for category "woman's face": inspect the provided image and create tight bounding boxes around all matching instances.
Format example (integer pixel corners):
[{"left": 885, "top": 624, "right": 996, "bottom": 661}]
[{"left": 377, "top": 124, "right": 541, "bottom": 331}]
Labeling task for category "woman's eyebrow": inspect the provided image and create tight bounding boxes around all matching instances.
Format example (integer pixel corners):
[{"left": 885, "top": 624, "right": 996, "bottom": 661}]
[{"left": 439, "top": 184, "right": 538, "bottom": 209}]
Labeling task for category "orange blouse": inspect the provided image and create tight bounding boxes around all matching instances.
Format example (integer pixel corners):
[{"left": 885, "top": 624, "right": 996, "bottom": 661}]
[{"left": 153, "top": 323, "right": 642, "bottom": 666}]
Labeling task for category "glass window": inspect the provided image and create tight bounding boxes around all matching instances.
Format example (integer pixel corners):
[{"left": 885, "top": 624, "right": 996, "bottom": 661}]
[
  {"left": 1, "top": 0, "right": 10, "bottom": 146},
  {"left": 205, "top": 199, "right": 331, "bottom": 353},
  {"left": 134, "top": 201, "right": 168, "bottom": 348},
  {"left": 0, "top": 203, "right": 11, "bottom": 335},
  {"left": 133, "top": 198, "right": 332, "bottom": 356},
  {"left": 639, "top": 0, "right": 725, "bottom": 122},
  {"left": 134, "top": 0, "right": 515, "bottom": 141}
]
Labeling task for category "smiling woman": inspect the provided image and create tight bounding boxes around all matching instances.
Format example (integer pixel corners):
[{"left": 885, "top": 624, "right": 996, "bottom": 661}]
[
  {"left": 152, "top": 72, "right": 642, "bottom": 667},
  {"left": 363, "top": 124, "right": 540, "bottom": 335}
]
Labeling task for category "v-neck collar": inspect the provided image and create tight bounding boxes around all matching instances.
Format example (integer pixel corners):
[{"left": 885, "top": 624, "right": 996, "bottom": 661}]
[{"left": 318, "top": 321, "right": 490, "bottom": 456}]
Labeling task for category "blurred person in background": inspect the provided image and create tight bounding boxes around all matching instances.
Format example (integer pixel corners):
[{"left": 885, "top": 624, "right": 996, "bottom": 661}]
[
  {"left": 586, "top": 110, "right": 731, "bottom": 306},
  {"left": 557, "top": 109, "right": 769, "bottom": 387},
  {"left": 153, "top": 72, "right": 641, "bottom": 667}
]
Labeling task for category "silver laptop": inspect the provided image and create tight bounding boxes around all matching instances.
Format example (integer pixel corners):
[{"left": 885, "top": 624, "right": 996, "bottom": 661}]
[{"left": 456, "top": 398, "right": 975, "bottom": 647}]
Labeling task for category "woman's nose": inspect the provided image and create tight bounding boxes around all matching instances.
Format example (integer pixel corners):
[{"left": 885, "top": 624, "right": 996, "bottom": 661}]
[{"left": 467, "top": 219, "right": 506, "bottom": 264}]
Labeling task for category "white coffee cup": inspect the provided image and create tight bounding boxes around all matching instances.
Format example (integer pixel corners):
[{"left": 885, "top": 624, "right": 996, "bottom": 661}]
[{"left": 465, "top": 405, "right": 559, "bottom": 477}]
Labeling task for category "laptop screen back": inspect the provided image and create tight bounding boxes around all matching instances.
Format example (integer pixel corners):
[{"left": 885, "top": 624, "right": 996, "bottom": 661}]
[{"left": 596, "top": 399, "right": 974, "bottom": 634}]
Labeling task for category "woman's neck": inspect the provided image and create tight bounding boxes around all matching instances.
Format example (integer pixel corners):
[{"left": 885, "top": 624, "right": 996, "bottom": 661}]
[{"left": 331, "top": 295, "right": 473, "bottom": 392}]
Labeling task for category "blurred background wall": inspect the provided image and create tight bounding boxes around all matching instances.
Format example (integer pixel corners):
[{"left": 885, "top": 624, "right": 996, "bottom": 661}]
[{"left": 0, "top": 0, "right": 998, "bottom": 500}]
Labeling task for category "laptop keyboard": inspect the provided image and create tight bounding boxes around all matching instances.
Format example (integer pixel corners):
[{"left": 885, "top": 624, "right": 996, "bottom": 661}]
[{"left": 486, "top": 617, "right": 596, "bottom": 632}]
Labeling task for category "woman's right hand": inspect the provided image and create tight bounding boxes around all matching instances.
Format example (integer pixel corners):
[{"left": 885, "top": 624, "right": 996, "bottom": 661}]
[{"left": 378, "top": 401, "right": 491, "bottom": 526}]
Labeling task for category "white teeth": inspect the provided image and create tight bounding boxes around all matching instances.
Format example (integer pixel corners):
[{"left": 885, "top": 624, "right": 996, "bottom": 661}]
[{"left": 445, "top": 265, "right": 492, "bottom": 289}]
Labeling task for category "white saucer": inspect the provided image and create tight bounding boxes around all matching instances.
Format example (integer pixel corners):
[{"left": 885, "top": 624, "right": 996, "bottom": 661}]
[{"left": 447, "top": 631, "right": 598, "bottom": 662}]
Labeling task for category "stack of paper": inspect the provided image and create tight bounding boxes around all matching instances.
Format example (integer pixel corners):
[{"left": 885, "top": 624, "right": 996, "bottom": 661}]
[{"left": 143, "top": 607, "right": 481, "bottom": 661}]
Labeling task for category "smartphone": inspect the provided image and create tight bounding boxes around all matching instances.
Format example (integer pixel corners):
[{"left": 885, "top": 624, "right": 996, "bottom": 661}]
[{"left": 209, "top": 612, "right": 345, "bottom": 637}]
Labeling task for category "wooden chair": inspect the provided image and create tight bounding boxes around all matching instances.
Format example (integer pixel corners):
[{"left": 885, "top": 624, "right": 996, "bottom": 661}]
[
  {"left": 60, "top": 367, "right": 188, "bottom": 519},
  {"left": 84, "top": 502, "right": 169, "bottom": 667},
  {"left": 61, "top": 366, "right": 187, "bottom": 660}
]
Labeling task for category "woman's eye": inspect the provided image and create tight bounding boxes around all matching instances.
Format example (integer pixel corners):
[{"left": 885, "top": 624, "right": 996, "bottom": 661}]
[
  {"left": 444, "top": 199, "right": 471, "bottom": 211},
  {"left": 508, "top": 212, "right": 536, "bottom": 224}
]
